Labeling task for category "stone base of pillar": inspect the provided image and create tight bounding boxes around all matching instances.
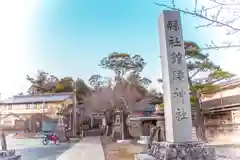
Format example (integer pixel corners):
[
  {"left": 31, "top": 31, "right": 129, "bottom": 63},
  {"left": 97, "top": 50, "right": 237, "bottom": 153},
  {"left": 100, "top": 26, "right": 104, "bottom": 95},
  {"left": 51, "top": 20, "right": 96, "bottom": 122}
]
[
  {"left": 56, "top": 116, "right": 67, "bottom": 142},
  {"left": 0, "top": 150, "right": 21, "bottom": 160},
  {"left": 148, "top": 141, "right": 216, "bottom": 160},
  {"left": 137, "top": 136, "right": 150, "bottom": 144}
]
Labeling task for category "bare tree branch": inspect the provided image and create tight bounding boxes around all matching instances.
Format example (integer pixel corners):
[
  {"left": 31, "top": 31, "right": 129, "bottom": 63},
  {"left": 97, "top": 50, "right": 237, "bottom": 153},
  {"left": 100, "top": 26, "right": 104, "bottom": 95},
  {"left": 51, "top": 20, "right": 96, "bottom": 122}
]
[
  {"left": 154, "top": 0, "right": 240, "bottom": 50},
  {"left": 154, "top": 2, "right": 240, "bottom": 32}
]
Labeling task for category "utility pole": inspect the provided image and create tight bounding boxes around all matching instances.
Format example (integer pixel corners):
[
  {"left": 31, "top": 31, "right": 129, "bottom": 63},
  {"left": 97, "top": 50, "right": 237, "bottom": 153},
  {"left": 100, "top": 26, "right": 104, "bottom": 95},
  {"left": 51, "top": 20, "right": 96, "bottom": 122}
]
[
  {"left": 41, "top": 101, "right": 45, "bottom": 132},
  {"left": 72, "top": 80, "right": 77, "bottom": 137}
]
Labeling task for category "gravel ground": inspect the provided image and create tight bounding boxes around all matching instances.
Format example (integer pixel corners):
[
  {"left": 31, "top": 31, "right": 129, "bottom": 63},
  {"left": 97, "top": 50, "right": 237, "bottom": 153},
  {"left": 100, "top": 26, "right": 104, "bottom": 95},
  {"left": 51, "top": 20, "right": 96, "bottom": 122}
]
[
  {"left": 101, "top": 136, "right": 144, "bottom": 160},
  {"left": 101, "top": 136, "right": 240, "bottom": 160}
]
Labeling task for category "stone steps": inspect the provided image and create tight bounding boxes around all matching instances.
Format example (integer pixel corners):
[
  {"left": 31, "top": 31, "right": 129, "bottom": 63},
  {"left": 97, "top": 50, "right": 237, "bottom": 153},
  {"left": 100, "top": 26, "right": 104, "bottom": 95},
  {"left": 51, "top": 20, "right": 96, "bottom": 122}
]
[
  {"left": 192, "top": 127, "right": 198, "bottom": 141},
  {"left": 85, "top": 129, "right": 105, "bottom": 136}
]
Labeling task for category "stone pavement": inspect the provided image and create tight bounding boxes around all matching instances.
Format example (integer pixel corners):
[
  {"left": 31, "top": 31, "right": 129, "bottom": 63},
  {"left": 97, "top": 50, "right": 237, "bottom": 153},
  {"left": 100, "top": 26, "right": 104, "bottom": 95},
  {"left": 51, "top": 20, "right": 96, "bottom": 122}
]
[
  {"left": 6, "top": 136, "right": 74, "bottom": 160},
  {"left": 57, "top": 136, "right": 105, "bottom": 160},
  {"left": 215, "top": 146, "right": 240, "bottom": 160}
]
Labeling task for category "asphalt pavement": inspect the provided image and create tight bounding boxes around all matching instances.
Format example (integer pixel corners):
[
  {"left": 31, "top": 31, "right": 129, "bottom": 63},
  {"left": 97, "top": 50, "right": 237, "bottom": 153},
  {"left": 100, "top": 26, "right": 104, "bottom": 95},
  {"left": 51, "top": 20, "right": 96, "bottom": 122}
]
[
  {"left": 6, "top": 137, "right": 74, "bottom": 160},
  {"left": 16, "top": 144, "right": 74, "bottom": 160}
]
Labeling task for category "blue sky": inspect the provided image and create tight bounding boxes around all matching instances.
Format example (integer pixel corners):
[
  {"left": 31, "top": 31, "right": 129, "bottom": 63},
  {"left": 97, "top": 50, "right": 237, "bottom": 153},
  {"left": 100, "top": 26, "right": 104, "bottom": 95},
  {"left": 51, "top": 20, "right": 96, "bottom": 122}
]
[
  {"left": 34, "top": 0, "right": 217, "bottom": 80},
  {"left": 0, "top": 0, "right": 235, "bottom": 98}
]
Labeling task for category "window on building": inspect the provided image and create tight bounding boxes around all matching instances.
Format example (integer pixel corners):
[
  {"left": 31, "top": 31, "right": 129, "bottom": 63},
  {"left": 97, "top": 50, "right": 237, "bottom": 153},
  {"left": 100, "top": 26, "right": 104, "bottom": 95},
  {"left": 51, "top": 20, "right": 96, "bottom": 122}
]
[
  {"left": 8, "top": 105, "right": 12, "bottom": 110},
  {"left": 36, "top": 104, "right": 42, "bottom": 109},
  {"left": 43, "top": 103, "right": 48, "bottom": 109},
  {"left": 33, "top": 104, "right": 37, "bottom": 109},
  {"left": 0, "top": 105, "right": 4, "bottom": 110},
  {"left": 25, "top": 104, "right": 30, "bottom": 109},
  {"left": 30, "top": 104, "right": 37, "bottom": 109}
]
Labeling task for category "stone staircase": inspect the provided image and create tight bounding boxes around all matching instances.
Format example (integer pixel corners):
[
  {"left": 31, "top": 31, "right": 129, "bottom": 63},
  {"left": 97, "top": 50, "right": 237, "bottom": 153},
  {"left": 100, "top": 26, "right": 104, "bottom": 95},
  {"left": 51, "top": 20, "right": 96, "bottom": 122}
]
[
  {"left": 85, "top": 129, "right": 105, "bottom": 136},
  {"left": 192, "top": 127, "right": 198, "bottom": 141}
]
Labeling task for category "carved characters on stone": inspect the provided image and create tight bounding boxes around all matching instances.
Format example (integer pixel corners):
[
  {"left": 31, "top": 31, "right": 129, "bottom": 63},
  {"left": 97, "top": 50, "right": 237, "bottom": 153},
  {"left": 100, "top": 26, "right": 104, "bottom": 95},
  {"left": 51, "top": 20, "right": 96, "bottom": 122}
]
[
  {"left": 168, "top": 36, "right": 182, "bottom": 48},
  {"left": 176, "top": 108, "right": 188, "bottom": 121},
  {"left": 171, "top": 52, "right": 183, "bottom": 64},
  {"left": 172, "top": 70, "right": 185, "bottom": 81},
  {"left": 173, "top": 87, "right": 186, "bottom": 104},
  {"left": 167, "top": 20, "right": 179, "bottom": 32},
  {"left": 173, "top": 88, "right": 185, "bottom": 98}
]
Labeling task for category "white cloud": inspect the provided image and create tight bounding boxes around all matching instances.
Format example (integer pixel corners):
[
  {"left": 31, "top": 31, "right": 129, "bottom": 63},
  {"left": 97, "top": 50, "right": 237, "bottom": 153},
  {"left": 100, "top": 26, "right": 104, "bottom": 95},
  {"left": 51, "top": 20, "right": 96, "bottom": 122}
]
[{"left": 0, "top": 0, "right": 41, "bottom": 99}]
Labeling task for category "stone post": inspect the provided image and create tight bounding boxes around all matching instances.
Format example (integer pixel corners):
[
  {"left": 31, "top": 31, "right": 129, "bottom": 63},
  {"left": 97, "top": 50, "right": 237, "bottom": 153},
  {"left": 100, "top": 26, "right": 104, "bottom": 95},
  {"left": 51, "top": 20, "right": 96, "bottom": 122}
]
[
  {"left": 159, "top": 10, "right": 192, "bottom": 142},
  {"left": 90, "top": 116, "right": 93, "bottom": 129},
  {"left": 146, "top": 10, "right": 216, "bottom": 159},
  {"left": 56, "top": 116, "right": 67, "bottom": 142},
  {"left": 0, "top": 129, "right": 21, "bottom": 159},
  {"left": 0, "top": 130, "right": 7, "bottom": 150}
]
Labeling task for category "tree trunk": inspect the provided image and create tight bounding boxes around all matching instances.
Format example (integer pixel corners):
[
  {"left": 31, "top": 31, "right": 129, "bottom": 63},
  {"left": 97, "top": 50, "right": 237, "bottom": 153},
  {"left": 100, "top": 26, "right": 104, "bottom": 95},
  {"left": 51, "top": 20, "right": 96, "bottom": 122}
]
[
  {"left": 105, "top": 124, "right": 112, "bottom": 136},
  {"left": 109, "top": 111, "right": 132, "bottom": 140},
  {"left": 188, "top": 76, "right": 206, "bottom": 141},
  {"left": 0, "top": 130, "right": 7, "bottom": 150},
  {"left": 104, "top": 109, "right": 113, "bottom": 136},
  {"left": 122, "top": 112, "right": 132, "bottom": 139},
  {"left": 194, "top": 100, "right": 206, "bottom": 141}
]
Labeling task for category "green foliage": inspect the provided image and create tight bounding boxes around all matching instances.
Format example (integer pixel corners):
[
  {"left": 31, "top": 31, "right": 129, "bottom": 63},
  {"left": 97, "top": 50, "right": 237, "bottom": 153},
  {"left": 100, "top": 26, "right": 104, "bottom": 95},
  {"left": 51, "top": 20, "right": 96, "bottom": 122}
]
[
  {"left": 159, "top": 103, "right": 164, "bottom": 108},
  {"left": 27, "top": 71, "right": 91, "bottom": 102},
  {"left": 99, "top": 52, "right": 146, "bottom": 77},
  {"left": 96, "top": 52, "right": 152, "bottom": 99},
  {"left": 56, "top": 104, "right": 67, "bottom": 116},
  {"left": 191, "top": 84, "right": 220, "bottom": 95},
  {"left": 207, "top": 69, "right": 235, "bottom": 83},
  {"left": 75, "top": 78, "right": 91, "bottom": 100},
  {"left": 55, "top": 77, "right": 74, "bottom": 92},
  {"left": 157, "top": 41, "right": 235, "bottom": 106},
  {"left": 54, "top": 83, "right": 65, "bottom": 93},
  {"left": 190, "top": 96, "right": 198, "bottom": 105},
  {"left": 184, "top": 41, "right": 234, "bottom": 90},
  {"left": 88, "top": 74, "right": 111, "bottom": 90}
]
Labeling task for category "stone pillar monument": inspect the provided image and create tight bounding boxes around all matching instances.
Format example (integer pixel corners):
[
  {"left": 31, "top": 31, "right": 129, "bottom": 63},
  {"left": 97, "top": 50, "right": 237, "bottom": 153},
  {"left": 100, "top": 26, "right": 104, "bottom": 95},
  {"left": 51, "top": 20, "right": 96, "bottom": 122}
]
[
  {"left": 159, "top": 10, "right": 192, "bottom": 143},
  {"left": 56, "top": 116, "right": 67, "bottom": 142},
  {"left": 146, "top": 10, "right": 216, "bottom": 159}
]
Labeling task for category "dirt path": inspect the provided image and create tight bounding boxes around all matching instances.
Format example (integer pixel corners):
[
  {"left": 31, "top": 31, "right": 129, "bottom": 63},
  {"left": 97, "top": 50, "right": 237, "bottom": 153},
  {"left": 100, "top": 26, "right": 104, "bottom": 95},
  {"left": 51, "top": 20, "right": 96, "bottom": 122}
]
[{"left": 100, "top": 136, "right": 145, "bottom": 160}]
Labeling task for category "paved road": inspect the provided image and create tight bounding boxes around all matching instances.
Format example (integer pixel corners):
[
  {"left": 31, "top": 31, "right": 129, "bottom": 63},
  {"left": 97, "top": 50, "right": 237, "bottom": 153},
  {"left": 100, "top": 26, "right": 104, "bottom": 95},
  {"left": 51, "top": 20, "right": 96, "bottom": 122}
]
[
  {"left": 6, "top": 137, "right": 74, "bottom": 160},
  {"left": 57, "top": 136, "right": 105, "bottom": 160},
  {"left": 215, "top": 146, "right": 240, "bottom": 160}
]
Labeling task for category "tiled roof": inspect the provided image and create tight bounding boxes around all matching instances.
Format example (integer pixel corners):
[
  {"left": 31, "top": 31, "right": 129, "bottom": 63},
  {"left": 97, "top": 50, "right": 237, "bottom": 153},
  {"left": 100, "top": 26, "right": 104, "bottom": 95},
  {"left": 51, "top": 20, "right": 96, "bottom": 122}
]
[
  {"left": 202, "top": 94, "right": 240, "bottom": 111},
  {"left": 133, "top": 103, "right": 156, "bottom": 112},
  {"left": 217, "top": 78, "right": 240, "bottom": 85},
  {"left": 0, "top": 93, "right": 72, "bottom": 104}
]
